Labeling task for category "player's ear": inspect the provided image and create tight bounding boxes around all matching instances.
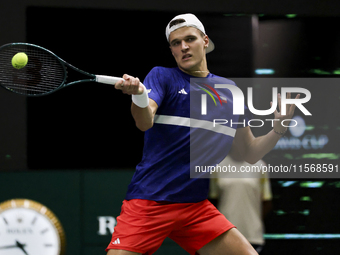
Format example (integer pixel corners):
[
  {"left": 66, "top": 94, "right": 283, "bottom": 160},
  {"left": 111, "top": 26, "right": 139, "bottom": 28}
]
[{"left": 204, "top": 35, "right": 209, "bottom": 49}]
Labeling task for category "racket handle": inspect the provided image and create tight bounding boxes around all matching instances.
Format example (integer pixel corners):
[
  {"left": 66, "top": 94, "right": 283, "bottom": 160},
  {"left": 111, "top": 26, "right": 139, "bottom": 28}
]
[
  {"left": 96, "top": 75, "right": 144, "bottom": 95},
  {"left": 95, "top": 75, "right": 124, "bottom": 85}
]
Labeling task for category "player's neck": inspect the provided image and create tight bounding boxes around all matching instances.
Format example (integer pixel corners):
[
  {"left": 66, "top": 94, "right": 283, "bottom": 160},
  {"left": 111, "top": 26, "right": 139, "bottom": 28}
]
[
  {"left": 183, "top": 69, "right": 210, "bottom": 77},
  {"left": 178, "top": 62, "right": 209, "bottom": 77}
]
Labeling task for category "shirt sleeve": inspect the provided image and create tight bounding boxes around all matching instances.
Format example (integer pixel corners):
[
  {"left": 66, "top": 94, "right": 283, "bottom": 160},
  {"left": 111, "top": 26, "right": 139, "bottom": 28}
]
[
  {"left": 143, "top": 67, "right": 166, "bottom": 107},
  {"left": 220, "top": 78, "right": 252, "bottom": 129}
]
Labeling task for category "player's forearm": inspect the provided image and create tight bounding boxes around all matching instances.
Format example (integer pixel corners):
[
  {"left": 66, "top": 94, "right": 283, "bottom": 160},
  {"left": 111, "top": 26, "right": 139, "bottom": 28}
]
[
  {"left": 129, "top": 83, "right": 157, "bottom": 131},
  {"left": 131, "top": 103, "right": 154, "bottom": 131},
  {"left": 243, "top": 129, "right": 282, "bottom": 164}
]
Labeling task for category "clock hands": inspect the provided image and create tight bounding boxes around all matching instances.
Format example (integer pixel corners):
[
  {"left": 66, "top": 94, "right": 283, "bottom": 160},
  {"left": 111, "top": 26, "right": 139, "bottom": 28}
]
[
  {"left": 0, "top": 244, "right": 18, "bottom": 249},
  {"left": 16, "top": 240, "right": 29, "bottom": 255},
  {"left": 0, "top": 240, "right": 29, "bottom": 255}
]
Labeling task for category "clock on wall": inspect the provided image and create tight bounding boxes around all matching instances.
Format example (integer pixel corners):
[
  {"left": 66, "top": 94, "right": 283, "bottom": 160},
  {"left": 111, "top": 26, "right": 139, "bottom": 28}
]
[{"left": 0, "top": 199, "right": 66, "bottom": 255}]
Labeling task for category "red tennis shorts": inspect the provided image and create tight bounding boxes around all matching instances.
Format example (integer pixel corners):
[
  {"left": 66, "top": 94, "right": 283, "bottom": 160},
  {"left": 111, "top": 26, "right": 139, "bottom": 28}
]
[{"left": 105, "top": 199, "right": 235, "bottom": 255}]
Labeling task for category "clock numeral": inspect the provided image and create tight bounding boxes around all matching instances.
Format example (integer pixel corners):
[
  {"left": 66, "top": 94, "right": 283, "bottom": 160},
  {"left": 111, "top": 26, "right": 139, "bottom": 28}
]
[
  {"left": 41, "top": 228, "right": 49, "bottom": 235},
  {"left": 44, "top": 244, "right": 53, "bottom": 247},
  {"left": 31, "top": 216, "right": 37, "bottom": 226},
  {"left": 2, "top": 217, "right": 8, "bottom": 225}
]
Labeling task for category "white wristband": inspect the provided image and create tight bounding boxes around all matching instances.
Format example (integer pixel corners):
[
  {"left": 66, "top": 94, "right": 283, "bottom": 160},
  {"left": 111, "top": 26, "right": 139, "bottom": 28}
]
[{"left": 132, "top": 83, "right": 149, "bottom": 108}]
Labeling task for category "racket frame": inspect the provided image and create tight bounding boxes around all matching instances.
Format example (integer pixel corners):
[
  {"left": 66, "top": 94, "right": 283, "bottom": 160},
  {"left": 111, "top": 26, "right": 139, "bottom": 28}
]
[{"left": 0, "top": 43, "right": 123, "bottom": 96}]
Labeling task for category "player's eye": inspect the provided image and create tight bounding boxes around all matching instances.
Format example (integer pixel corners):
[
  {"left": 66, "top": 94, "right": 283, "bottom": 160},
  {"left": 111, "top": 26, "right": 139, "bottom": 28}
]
[
  {"left": 171, "top": 41, "right": 181, "bottom": 47},
  {"left": 186, "top": 36, "right": 197, "bottom": 42}
]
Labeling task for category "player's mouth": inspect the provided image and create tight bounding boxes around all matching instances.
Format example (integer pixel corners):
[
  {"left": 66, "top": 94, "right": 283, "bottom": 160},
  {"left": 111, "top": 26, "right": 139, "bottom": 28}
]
[{"left": 182, "top": 54, "right": 192, "bottom": 61}]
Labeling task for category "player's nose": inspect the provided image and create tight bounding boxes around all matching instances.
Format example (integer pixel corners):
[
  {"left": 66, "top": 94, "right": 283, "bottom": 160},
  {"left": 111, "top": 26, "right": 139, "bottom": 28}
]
[{"left": 181, "top": 41, "right": 189, "bottom": 51}]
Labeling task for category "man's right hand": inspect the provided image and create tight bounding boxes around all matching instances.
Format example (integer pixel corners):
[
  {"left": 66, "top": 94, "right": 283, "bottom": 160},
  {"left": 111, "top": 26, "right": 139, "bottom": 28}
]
[{"left": 114, "top": 74, "right": 144, "bottom": 95}]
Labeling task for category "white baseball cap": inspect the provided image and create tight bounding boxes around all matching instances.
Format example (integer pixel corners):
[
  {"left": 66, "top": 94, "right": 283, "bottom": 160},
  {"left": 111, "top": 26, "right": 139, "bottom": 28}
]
[{"left": 165, "top": 13, "right": 215, "bottom": 53}]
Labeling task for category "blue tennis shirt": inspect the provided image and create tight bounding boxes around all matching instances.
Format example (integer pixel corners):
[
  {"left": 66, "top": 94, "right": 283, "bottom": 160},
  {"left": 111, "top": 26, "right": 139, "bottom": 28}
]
[{"left": 125, "top": 67, "right": 250, "bottom": 203}]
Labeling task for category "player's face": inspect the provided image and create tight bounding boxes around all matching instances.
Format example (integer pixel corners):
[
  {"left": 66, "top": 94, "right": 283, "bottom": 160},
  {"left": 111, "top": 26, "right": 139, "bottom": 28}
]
[{"left": 169, "top": 27, "right": 209, "bottom": 73}]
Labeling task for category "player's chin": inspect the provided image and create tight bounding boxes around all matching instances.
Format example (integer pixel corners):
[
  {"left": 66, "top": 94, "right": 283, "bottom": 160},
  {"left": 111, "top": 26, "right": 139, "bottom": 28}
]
[{"left": 179, "top": 61, "right": 196, "bottom": 72}]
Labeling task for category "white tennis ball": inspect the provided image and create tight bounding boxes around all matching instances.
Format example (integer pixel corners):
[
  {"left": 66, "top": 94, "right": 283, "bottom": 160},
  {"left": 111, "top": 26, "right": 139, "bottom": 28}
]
[{"left": 12, "top": 52, "right": 28, "bottom": 69}]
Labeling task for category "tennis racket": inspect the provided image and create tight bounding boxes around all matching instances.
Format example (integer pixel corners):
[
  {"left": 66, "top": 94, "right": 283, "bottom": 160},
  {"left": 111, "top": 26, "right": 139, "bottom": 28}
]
[{"left": 0, "top": 42, "right": 125, "bottom": 96}]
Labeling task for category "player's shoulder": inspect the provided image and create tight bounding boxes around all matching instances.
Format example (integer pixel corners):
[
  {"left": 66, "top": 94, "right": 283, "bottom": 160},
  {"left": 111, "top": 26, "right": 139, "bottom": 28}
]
[
  {"left": 209, "top": 73, "right": 237, "bottom": 86},
  {"left": 146, "top": 66, "right": 181, "bottom": 84},
  {"left": 148, "top": 66, "right": 178, "bottom": 76}
]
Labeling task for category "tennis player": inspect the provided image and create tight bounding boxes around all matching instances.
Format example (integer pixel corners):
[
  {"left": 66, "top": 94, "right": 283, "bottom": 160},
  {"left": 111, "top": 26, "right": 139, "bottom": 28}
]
[{"left": 106, "top": 13, "right": 297, "bottom": 255}]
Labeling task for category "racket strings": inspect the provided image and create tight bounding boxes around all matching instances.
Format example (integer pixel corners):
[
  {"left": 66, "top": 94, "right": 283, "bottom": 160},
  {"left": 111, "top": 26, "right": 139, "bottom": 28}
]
[{"left": 0, "top": 44, "right": 65, "bottom": 96}]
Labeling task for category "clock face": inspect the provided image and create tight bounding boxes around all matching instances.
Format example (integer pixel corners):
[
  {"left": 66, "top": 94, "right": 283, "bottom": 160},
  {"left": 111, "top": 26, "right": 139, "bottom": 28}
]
[{"left": 0, "top": 199, "right": 65, "bottom": 255}]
